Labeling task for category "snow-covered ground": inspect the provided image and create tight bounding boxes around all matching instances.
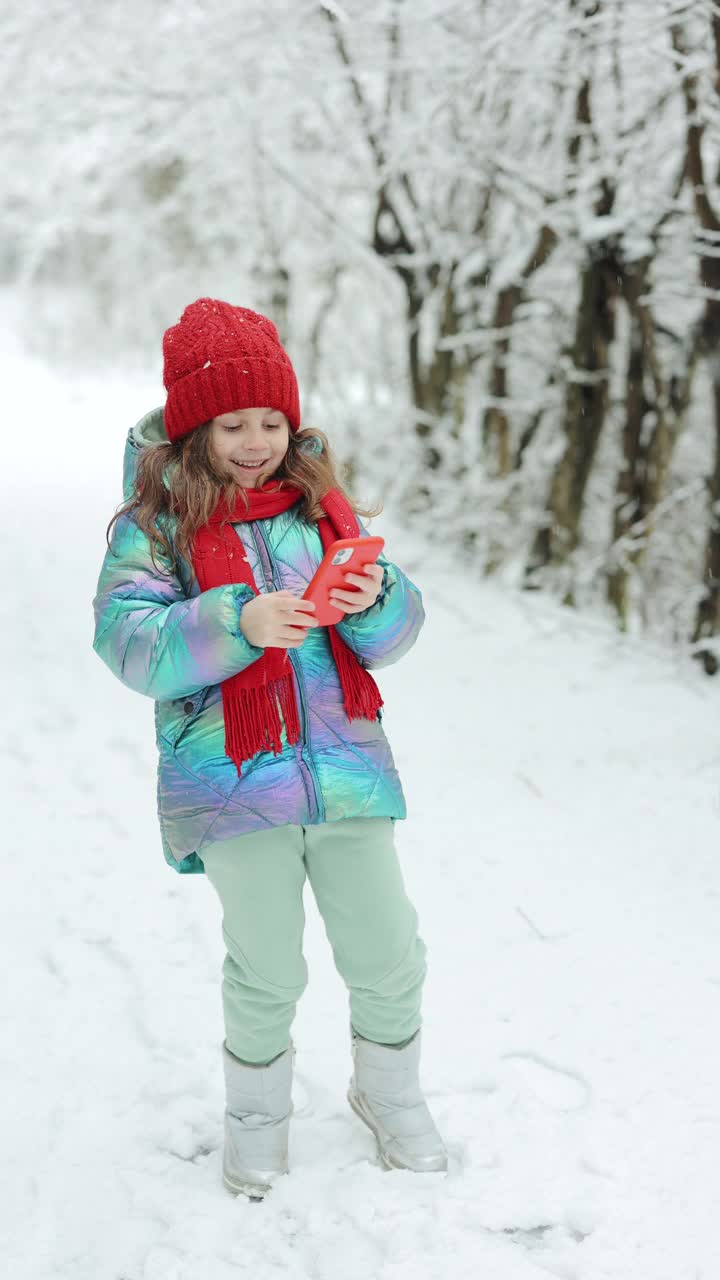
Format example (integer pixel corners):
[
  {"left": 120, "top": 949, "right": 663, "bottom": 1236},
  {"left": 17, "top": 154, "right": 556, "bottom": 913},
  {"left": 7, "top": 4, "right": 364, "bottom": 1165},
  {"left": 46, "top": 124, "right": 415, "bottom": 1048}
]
[{"left": 3, "top": 350, "right": 720, "bottom": 1279}]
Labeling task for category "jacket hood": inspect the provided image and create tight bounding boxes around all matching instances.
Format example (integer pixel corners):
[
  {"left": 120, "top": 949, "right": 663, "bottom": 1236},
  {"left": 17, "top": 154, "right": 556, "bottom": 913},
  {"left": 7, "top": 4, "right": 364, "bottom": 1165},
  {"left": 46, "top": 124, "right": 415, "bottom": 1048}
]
[{"left": 122, "top": 406, "right": 168, "bottom": 500}]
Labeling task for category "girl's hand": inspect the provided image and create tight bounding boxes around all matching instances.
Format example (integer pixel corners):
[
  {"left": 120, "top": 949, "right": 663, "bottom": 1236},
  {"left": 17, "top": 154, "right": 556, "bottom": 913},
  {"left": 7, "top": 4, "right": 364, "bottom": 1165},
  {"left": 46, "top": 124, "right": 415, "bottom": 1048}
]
[
  {"left": 329, "top": 562, "right": 385, "bottom": 615},
  {"left": 240, "top": 591, "right": 318, "bottom": 649}
]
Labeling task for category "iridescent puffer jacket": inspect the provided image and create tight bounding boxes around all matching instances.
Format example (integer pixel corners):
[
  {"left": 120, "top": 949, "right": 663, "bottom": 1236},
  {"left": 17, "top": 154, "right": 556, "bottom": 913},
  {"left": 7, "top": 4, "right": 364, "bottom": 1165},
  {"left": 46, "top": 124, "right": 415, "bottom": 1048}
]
[{"left": 92, "top": 409, "right": 425, "bottom": 873}]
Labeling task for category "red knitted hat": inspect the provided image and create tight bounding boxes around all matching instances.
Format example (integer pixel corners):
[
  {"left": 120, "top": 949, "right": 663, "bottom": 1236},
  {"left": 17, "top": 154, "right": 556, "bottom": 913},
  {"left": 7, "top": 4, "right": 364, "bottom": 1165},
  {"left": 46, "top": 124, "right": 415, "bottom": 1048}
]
[{"left": 162, "top": 298, "right": 301, "bottom": 442}]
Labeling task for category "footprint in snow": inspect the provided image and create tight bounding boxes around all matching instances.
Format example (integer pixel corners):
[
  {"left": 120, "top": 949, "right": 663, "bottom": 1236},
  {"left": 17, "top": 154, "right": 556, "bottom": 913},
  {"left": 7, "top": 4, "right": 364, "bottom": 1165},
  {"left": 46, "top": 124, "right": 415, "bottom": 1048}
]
[{"left": 502, "top": 1051, "right": 591, "bottom": 1111}]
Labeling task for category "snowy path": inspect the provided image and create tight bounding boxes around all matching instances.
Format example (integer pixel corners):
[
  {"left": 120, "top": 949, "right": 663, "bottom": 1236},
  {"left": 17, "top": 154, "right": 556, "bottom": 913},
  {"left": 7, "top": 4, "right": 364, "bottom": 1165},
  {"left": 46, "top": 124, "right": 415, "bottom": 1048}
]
[{"left": 2, "top": 359, "right": 719, "bottom": 1279}]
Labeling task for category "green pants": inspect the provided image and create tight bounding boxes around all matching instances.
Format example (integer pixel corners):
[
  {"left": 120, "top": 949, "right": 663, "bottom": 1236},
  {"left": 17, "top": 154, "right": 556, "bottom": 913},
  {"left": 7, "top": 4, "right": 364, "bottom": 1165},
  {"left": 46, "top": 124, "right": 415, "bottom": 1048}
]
[{"left": 201, "top": 817, "right": 427, "bottom": 1064}]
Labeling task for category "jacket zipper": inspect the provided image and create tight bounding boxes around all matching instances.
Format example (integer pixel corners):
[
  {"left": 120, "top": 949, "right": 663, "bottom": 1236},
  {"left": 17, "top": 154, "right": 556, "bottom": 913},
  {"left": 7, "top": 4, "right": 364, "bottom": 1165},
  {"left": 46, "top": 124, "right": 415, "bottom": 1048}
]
[{"left": 250, "top": 520, "right": 326, "bottom": 823}]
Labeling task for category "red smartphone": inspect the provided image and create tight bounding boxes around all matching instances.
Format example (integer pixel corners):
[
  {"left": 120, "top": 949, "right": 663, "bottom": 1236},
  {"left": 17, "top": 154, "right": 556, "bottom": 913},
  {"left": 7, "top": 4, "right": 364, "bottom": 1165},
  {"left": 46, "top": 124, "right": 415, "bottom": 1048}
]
[{"left": 302, "top": 536, "right": 385, "bottom": 626}]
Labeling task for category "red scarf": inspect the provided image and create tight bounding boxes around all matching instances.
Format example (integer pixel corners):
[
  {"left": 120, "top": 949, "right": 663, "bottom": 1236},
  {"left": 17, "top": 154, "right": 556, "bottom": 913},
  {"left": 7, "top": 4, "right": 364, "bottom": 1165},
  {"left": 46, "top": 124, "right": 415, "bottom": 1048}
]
[{"left": 191, "top": 482, "right": 383, "bottom": 775}]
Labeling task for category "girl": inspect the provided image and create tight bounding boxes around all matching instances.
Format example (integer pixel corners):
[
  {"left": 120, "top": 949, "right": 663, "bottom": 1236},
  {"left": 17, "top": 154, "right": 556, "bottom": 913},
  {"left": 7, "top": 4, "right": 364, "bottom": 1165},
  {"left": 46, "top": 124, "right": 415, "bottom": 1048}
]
[{"left": 93, "top": 298, "right": 447, "bottom": 1200}]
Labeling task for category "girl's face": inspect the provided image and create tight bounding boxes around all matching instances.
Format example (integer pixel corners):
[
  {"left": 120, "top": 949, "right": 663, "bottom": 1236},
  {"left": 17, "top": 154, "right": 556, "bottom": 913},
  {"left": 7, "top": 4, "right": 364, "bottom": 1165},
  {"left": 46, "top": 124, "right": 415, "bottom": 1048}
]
[{"left": 209, "top": 407, "right": 290, "bottom": 488}]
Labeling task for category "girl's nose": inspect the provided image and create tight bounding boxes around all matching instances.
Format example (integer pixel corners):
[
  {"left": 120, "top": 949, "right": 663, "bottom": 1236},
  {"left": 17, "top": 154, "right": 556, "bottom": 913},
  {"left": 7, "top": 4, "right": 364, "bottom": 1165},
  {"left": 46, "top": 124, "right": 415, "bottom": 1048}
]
[{"left": 246, "top": 430, "right": 267, "bottom": 450}]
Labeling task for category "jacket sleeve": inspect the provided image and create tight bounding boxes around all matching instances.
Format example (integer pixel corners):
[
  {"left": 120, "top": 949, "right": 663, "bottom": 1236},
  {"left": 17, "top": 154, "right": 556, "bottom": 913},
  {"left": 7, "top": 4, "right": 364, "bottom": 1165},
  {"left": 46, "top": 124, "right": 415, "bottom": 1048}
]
[
  {"left": 334, "top": 529, "right": 425, "bottom": 670},
  {"left": 92, "top": 514, "right": 265, "bottom": 701}
]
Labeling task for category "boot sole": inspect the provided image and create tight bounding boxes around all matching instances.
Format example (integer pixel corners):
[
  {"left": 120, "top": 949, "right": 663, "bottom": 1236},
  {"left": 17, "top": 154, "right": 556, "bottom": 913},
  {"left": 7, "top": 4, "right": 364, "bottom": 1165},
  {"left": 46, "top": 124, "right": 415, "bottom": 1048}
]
[
  {"left": 224, "top": 1179, "right": 266, "bottom": 1202},
  {"left": 223, "top": 1169, "right": 288, "bottom": 1201},
  {"left": 347, "top": 1088, "right": 448, "bottom": 1173}
]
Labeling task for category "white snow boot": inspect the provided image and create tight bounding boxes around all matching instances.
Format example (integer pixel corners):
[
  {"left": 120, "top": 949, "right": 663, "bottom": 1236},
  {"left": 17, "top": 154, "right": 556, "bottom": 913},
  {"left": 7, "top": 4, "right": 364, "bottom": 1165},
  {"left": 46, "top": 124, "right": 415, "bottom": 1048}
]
[
  {"left": 222, "top": 1040, "right": 294, "bottom": 1199},
  {"left": 348, "top": 1028, "right": 448, "bottom": 1173}
]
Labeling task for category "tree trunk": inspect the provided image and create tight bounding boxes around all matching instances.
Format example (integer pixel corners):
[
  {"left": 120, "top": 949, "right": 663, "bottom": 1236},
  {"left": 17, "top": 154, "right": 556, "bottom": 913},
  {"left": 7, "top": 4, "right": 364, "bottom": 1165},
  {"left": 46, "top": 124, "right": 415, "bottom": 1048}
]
[
  {"left": 526, "top": 228, "right": 618, "bottom": 590},
  {"left": 405, "top": 277, "right": 470, "bottom": 473},
  {"left": 606, "top": 257, "right": 699, "bottom": 626},
  {"left": 673, "top": 14, "right": 720, "bottom": 666},
  {"left": 606, "top": 271, "right": 648, "bottom": 624},
  {"left": 692, "top": 323, "right": 720, "bottom": 670},
  {"left": 483, "top": 286, "right": 517, "bottom": 479},
  {"left": 483, "top": 224, "right": 557, "bottom": 479}
]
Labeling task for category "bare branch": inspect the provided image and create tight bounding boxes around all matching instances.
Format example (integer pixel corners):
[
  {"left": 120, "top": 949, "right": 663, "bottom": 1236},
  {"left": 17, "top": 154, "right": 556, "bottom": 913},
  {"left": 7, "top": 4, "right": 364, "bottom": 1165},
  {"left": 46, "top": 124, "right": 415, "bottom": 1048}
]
[
  {"left": 321, "top": 3, "right": 421, "bottom": 259},
  {"left": 322, "top": 6, "right": 386, "bottom": 173},
  {"left": 671, "top": 20, "right": 720, "bottom": 234}
]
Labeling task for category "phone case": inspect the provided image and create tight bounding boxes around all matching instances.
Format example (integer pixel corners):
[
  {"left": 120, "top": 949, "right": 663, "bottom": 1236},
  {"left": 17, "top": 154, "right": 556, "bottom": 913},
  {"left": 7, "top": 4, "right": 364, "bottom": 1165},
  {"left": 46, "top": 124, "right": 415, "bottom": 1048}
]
[{"left": 302, "top": 536, "right": 385, "bottom": 626}]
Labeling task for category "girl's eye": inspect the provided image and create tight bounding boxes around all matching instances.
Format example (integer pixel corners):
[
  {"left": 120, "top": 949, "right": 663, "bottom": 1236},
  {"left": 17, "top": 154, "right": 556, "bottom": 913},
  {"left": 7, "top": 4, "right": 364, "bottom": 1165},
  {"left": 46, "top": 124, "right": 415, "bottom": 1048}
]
[{"left": 222, "top": 421, "right": 281, "bottom": 431}]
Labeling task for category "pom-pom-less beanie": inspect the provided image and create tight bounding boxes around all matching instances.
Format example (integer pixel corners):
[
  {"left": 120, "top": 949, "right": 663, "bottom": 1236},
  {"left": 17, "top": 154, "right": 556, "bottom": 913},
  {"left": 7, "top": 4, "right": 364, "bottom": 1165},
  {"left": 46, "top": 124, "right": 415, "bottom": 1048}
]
[{"left": 162, "top": 298, "right": 301, "bottom": 442}]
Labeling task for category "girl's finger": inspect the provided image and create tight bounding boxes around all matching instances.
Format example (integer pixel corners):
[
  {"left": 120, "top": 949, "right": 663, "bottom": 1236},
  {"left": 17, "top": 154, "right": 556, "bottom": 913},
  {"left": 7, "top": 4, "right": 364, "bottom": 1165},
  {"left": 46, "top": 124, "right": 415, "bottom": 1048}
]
[
  {"left": 331, "top": 585, "right": 372, "bottom": 599},
  {"left": 283, "top": 597, "right": 316, "bottom": 614},
  {"left": 286, "top": 608, "right": 318, "bottom": 626},
  {"left": 344, "top": 569, "right": 381, "bottom": 588},
  {"left": 330, "top": 590, "right": 373, "bottom": 606}
]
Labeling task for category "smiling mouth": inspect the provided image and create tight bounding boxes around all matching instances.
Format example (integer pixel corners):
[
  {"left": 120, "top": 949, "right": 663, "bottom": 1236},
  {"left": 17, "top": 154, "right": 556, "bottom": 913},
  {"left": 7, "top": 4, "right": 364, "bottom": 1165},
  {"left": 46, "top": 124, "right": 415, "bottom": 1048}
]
[{"left": 232, "top": 459, "right": 269, "bottom": 471}]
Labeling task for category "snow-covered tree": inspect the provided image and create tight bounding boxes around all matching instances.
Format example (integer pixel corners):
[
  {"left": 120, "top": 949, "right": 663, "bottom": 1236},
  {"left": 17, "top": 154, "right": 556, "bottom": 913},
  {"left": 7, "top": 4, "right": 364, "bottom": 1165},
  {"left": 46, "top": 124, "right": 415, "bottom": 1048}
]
[{"left": 4, "top": 0, "right": 720, "bottom": 657}]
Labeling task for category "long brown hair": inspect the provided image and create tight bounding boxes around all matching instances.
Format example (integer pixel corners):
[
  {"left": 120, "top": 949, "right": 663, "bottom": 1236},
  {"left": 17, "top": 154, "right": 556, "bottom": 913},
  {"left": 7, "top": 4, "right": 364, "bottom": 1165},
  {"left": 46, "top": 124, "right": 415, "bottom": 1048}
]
[{"left": 106, "top": 422, "right": 382, "bottom": 575}]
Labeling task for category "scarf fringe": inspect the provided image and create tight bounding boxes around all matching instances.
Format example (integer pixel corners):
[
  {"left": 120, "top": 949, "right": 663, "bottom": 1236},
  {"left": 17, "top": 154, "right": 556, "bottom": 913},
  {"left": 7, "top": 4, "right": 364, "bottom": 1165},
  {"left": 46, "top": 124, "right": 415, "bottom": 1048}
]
[
  {"left": 223, "top": 672, "right": 301, "bottom": 774},
  {"left": 329, "top": 630, "right": 384, "bottom": 721}
]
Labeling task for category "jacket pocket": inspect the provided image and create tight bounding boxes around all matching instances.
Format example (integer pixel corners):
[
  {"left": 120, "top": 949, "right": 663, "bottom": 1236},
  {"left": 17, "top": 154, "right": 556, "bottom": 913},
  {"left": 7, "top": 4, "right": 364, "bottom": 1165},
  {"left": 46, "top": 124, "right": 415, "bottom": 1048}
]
[{"left": 161, "top": 688, "right": 211, "bottom": 750}]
